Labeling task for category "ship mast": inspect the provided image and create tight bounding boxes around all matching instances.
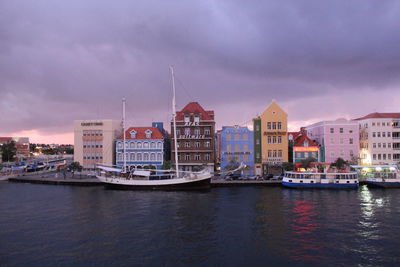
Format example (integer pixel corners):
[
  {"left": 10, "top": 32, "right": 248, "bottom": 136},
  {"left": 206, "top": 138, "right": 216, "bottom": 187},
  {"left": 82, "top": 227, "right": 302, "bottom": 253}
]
[
  {"left": 170, "top": 66, "right": 179, "bottom": 178},
  {"left": 122, "top": 97, "right": 126, "bottom": 173}
]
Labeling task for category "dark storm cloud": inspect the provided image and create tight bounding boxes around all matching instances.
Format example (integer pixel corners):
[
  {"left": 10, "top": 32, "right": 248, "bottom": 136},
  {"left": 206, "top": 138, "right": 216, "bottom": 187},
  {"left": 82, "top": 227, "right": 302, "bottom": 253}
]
[{"left": 1, "top": 0, "right": 400, "bottom": 139}]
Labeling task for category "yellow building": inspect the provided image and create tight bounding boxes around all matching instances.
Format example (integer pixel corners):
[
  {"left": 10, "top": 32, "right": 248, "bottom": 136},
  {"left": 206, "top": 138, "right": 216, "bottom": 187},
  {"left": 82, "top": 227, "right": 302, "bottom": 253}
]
[{"left": 253, "top": 100, "right": 288, "bottom": 176}]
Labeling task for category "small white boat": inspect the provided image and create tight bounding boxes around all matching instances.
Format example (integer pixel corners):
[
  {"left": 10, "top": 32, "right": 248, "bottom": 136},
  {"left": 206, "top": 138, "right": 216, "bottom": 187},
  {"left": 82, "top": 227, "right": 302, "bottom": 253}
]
[
  {"left": 351, "top": 165, "right": 400, "bottom": 188},
  {"left": 282, "top": 171, "right": 359, "bottom": 189}
]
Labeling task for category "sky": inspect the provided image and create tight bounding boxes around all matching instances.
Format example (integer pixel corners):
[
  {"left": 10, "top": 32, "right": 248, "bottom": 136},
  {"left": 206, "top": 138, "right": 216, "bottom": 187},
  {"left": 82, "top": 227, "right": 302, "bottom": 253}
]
[{"left": 1, "top": 0, "right": 400, "bottom": 144}]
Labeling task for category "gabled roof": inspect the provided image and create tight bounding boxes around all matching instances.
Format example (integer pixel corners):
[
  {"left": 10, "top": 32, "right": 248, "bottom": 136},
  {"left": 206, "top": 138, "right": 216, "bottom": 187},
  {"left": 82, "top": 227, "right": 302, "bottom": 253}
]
[
  {"left": 176, "top": 102, "right": 214, "bottom": 121},
  {"left": 293, "top": 132, "right": 318, "bottom": 147},
  {"left": 117, "top": 127, "right": 164, "bottom": 140},
  {"left": 354, "top": 112, "right": 400, "bottom": 120},
  {"left": 288, "top": 132, "right": 301, "bottom": 140}
]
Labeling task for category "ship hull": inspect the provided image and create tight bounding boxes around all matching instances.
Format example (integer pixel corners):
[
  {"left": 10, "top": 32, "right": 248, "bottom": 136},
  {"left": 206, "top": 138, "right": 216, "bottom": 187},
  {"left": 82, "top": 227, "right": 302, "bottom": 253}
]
[
  {"left": 366, "top": 181, "right": 400, "bottom": 188},
  {"left": 282, "top": 181, "right": 358, "bottom": 189}
]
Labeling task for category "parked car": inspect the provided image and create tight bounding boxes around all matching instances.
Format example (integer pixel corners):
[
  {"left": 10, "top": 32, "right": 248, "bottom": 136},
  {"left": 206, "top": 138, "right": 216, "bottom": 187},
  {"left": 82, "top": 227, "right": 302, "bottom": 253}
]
[
  {"left": 264, "top": 174, "right": 274, "bottom": 180},
  {"left": 225, "top": 173, "right": 241, "bottom": 180}
]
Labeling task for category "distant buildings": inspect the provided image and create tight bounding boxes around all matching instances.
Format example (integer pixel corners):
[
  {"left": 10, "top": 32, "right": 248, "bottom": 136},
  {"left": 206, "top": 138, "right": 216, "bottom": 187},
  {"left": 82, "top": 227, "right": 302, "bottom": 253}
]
[
  {"left": 74, "top": 120, "right": 122, "bottom": 170},
  {"left": 219, "top": 126, "right": 254, "bottom": 176},
  {"left": 305, "top": 118, "right": 359, "bottom": 163},
  {"left": 354, "top": 112, "right": 400, "bottom": 164},
  {"left": 253, "top": 100, "right": 288, "bottom": 176},
  {"left": 171, "top": 102, "right": 215, "bottom": 172},
  {"left": 0, "top": 137, "right": 30, "bottom": 160},
  {"left": 115, "top": 123, "right": 168, "bottom": 170}
]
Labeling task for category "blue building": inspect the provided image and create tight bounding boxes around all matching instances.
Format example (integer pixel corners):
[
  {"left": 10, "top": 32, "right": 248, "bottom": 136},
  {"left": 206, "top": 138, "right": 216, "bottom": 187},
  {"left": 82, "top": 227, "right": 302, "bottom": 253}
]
[
  {"left": 219, "top": 126, "right": 254, "bottom": 176},
  {"left": 115, "top": 122, "right": 168, "bottom": 170}
]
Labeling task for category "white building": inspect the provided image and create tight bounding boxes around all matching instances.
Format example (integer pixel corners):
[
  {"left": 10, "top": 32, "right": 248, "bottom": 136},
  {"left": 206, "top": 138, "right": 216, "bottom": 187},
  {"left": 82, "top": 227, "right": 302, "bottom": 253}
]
[
  {"left": 354, "top": 113, "right": 400, "bottom": 165},
  {"left": 74, "top": 120, "right": 122, "bottom": 169}
]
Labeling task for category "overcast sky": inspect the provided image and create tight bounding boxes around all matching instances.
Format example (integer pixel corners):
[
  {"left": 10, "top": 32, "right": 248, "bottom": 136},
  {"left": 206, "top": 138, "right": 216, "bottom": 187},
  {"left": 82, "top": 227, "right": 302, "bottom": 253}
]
[{"left": 1, "top": 0, "right": 400, "bottom": 144}]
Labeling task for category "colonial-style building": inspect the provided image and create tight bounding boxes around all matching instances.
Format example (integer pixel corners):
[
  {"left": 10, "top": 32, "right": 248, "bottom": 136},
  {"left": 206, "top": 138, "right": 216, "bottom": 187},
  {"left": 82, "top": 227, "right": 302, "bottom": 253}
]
[
  {"left": 219, "top": 126, "right": 254, "bottom": 176},
  {"left": 115, "top": 123, "right": 168, "bottom": 170},
  {"left": 253, "top": 100, "right": 288, "bottom": 176},
  {"left": 305, "top": 118, "right": 359, "bottom": 163},
  {"left": 354, "top": 112, "right": 400, "bottom": 164},
  {"left": 171, "top": 102, "right": 215, "bottom": 172},
  {"left": 289, "top": 128, "right": 321, "bottom": 163},
  {"left": 74, "top": 120, "right": 122, "bottom": 170}
]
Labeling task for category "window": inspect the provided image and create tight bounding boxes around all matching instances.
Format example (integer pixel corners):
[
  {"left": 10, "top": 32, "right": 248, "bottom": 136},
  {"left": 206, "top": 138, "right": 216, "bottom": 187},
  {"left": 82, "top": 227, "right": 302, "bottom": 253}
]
[
  {"left": 205, "top": 128, "right": 211, "bottom": 135},
  {"left": 330, "top": 138, "right": 334, "bottom": 144},
  {"left": 330, "top": 128, "right": 334, "bottom": 133},
  {"left": 388, "top": 132, "right": 391, "bottom": 137},
  {"left": 185, "top": 128, "right": 190, "bottom": 135},
  {"left": 243, "top": 144, "right": 248, "bottom": 151},
  {"left": 194, "top": 154, "right": 201, "bottom": 161},
  {"left": 350, "top": 150, "right": 354, "bottom": 157},
  {"left": 388, "top": 143, "right": 392, "bottom": 148},
  {"left": 378, "top": 154, "right": 381, "bottom": 160},
  {"left": 377, "top": 132, "right": 381, "bottom": 138},
  {"left": 383, "top": 154, "right": 386, "bottom": 160},
  {"left": 267, "top": 122, "right": 271, "bottom": 130},
  {"left": 137, "top": 153, "right": 142, "bottom": 161},
  {"left": 185, "top": 154, "right": 190, "bottom": 161},
  {"left": 176, "top": 129, "right": 181, "bottom": 136},
  {"left": 144, "top": 142, "right": 149, "bottom": 148},
  {"left": 194, "top": 142, "right": 200, "bottom": 148},
  {"left": 340, "top": 150, "right": 344, "bottom": 157},
  {"left": 130, "top": 153, "right": 135, "bottom": 161},
  {"left": 377, "top": 122, "right": 381, "bottom": 126},
  {"left": 378, "top": 143, "right": 381, "bottom": 148},
  {"left": 383, "top": 143, "right": 386, "bottom": 148},
  {"left": 205, "top": 141, "right": 210, "bottom": 147},
  {"left": 349, "top": 138, "right": 353, "bottom": 144},
  {"left": 244, "top": 155, "right": 249, "bottom": 161},
  {"left": 383, "top": 132, "right": 386, "bottom": 137},
  {"left": 268, "top": 150, "right": 272, "bottom": 157},
  {"left": 268, "top": 136, "right": 272, "bottom": 144},
  {"left": 349, "top": 130, "right": 353, "bottom": 133},
  {"left": 373, "top": 132, "right": 376, "bottom": 137},
  {"left": 373, "top": 143, "right": 376, "bottom": 148},
  {"left": 130, "top": 130, "right": 137, "bottom": 139},
  {"left": 272, "top": 136, "right": 277, "bottom": 143},
  {"left": 185, "top": 142, "right": 190, "bottom": 148},
  {"left": 330, "top": 151, "right": 335, "bottom": 158},
  {"left": 205, "top": 154, "right": 211, "bottom": 160},
  {"left": 150, "top": 153, "right": 156, "bottom": 161},
  {"left": 194, "top": 128, "right": 201, "bottom": 135},
  {"left": 234, "top": 134, "right": 240, "bottom": 141},
  {"left": 144, "top": 129, "right": 153, "bottom": 139},
  {"left": 372, "top": 122, "right": 376, "bottom": 126},
  {"left": 278, "top": 150, "right": 282, "bottom": 157},
  {"left": 340, "top": 138, "right": 344, "bottom": 144},
  {"left": 194, "top": 115, "right": 200, "bottom": 123},
  {"left": 137, "top": 142, "right": 142, "bottom": 148},
  {"left": 373, "top": 154, "right": 376, "bottom": 160},
  {"left": 278, "top": 122, "right": 282, "bottom": 130},
  {"left": 388, "top": 154, "right": 392, "bottom": 160},
  {"left": 234, "top": 144, "right": 240, "bottom": 152},
  {"left": 278, "top": 136, "right": 282, "bottom": 144},
  {"left": 184, "top": 115, "right": 190, "bottom": 123},
  {"left": 157, "top": 142, "right": 162, "bottom": 149},
  {"left": 256, "top": 152, "right": 260, "bottom": 159},
  {"left": 273, "top": 150, "right": 277, "bottom": 157},
  {"left": 340, "top": 128, "right": 343, "bottom": 133},
  {"left": 144, "top": 153, "right": 149, "bottom": 161},
  {"left": 243, "top": 134, "right": 248, "bottom": 141},
  {"left": 130, "top": 142, "right": 135, "bottom": 148},
  {"left": 226, "top": 134, "right": 231, "bottom": 141},
  {"left": 157, "top": 153, "right": 162, "bottom": 161},
  {"left": 272, "top": 122, "right": 277, "bottom": 130},
  {"left": 118, "top": 142, "right": 122, "bottom": 148}
]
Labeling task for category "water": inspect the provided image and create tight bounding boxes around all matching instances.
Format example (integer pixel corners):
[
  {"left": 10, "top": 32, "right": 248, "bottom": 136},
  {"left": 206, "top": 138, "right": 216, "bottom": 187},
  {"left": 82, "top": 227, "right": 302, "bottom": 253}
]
[{"left": 1, "top": 182, "right": 399, "bottom": 266}]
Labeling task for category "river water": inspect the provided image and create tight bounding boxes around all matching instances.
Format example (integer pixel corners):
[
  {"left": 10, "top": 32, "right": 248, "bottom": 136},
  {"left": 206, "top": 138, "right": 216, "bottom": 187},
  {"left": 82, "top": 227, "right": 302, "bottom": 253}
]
[{"left": 0, "top": 182, "right": 399, "bottom": 266}]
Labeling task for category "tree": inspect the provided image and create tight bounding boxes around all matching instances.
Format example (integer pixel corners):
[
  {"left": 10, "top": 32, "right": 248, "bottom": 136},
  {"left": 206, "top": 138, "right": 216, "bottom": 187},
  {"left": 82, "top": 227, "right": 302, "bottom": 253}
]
[
  {"left": 162, "top": 160, "right": 172, "bottom": 170},
  {"left": 68, "top": 162, "right": 83, "bottom": 178},
  {"left": 300, "top": 157, "right": 317, "bottom": 169},
  {"left": 331, "top": 157, "right": 348, "bottom": 170},
  {"left": 282, "top": 162, "right": 295, "bottom": 171},
  {"left": 1, "top": 141, "right": 16, "bottom": 162},
  {"left": 224, "top": 158, "right": 240, "bottom": 171}
]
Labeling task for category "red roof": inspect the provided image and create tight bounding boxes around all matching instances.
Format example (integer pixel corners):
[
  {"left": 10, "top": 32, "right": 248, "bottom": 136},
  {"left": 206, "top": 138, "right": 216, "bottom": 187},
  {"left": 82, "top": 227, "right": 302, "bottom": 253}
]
[
  {"left": 117, "top": 127, "right": 164, "bottom": 140},
  {"left": 293, "top": 132, "right": 318, "bottom": 147},
  {"left": 0, "top": 137, "right": 12, "bottom": 143},
  {"left": 288, "top": 132, "right": 301, "bottom": 140},
  {"left": 176, "top": 102, "right": 214, "bottom": 121},
  {"left": 354, "top": 112, "right": 400, "bottom": 120}
]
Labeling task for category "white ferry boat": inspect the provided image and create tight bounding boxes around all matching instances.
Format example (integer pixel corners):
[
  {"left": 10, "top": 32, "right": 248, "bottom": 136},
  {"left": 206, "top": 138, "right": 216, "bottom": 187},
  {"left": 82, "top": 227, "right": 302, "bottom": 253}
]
[
  {"left": 282, "top": 171, "right": 359, "bottom": 189},
  {"left": 351, "top": 165, "right": 400, "bottom": 188}
]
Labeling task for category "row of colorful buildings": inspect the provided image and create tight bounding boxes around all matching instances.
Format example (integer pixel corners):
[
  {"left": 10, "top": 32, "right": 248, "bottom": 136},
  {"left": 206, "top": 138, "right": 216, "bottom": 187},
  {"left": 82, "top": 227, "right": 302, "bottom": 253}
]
[{"left": 73, "top": 101, "right": 400, "bottom": 175}]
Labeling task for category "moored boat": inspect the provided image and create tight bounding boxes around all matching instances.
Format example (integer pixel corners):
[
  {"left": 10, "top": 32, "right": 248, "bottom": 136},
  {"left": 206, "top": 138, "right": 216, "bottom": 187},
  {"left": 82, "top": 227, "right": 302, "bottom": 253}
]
[
  {"left": 351, "top": 165, "right": 400, "bottom": 188},
  {"left": 282, "top": 171, "right": 359, "bottom": 189}
]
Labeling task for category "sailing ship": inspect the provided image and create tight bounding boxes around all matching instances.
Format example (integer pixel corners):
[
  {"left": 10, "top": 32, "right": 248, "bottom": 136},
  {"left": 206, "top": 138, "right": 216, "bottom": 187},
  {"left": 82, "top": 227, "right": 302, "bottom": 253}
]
[{"left": 96, "top": 67, "right": 214, "bottom": 190}]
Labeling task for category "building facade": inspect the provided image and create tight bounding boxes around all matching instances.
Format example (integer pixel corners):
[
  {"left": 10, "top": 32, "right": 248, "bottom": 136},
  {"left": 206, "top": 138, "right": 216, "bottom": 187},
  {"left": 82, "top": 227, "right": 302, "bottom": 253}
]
[
  {"left": 74, "top": 120, "right": 122, "bottom": 170},
  {"left": 115, "top": 123, "right": 168, "bottom": 170},
  {"left": 305, "top": 118, "right": 359, "bottom": 163},
  {"left": 354, "top": 113, "right": 400, "bottom": 165},
  {"left": 289, "top": 129, "right": 320, "bottom": 163},
  {"left": 171, "top": 102, "right": 215, "bottom": 173},
  {"left": 253, "top": 100, "right": 288, "bottom": 176},
  {"left": 219, "top": 126, "right": 254, "bottom": 176}
]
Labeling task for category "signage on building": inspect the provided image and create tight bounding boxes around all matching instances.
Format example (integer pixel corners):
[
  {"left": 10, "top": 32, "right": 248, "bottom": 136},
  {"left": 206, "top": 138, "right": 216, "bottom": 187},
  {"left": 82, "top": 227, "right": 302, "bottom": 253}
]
[
  {"left": 223, "top": 151, "right": 251, "bottom": 155},
  {"left": 184, "top": 122, "right": 200, "bottom": 126},
  {"left": 263, "top": 131, "right": 286, "bottom": 135},
  {"left": 81, "top": 122, "right": 103, "bottom": 126},
  {"left": 294, "top": 147, "right": 319, "bottom": 152},
  {"left": 179, "top": 135, "right": 206, "bottom": 139}
]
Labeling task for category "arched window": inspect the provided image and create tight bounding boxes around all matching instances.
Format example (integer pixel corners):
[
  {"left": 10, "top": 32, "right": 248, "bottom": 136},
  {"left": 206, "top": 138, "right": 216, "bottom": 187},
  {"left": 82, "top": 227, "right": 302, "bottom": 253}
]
[
  {"left": 130, "top": 130, "right": 137, "bottom": 139},
  {"left": 151, "top": 142, "right": 156, "bottom": 148},
  {"left": 137, "top": 153, "right": 142, "bottom": 161},
  {"left": 130, "top": 153, "right": 135, "bottom": 161},
  {"left": 130, "top": 142, "right": 135, "bottom": 148},
  {"left": 144, "top": 142, "right": 149, "bottom": 148},
  {"left": 145, "top": 129, "right": 152, "bottom": 139},
  {"left": 157, "top": 153, "right": 162, "bottom": 161},
  {"left": 157, "top": 142, "right": 162, "bottom": 148},
  {"left": 150, "top": 153, "right": 156, "bottom": 161},
  {"left": 137, "top": 142, "right": 142, "bottom": 148},
  {"left": 144, "top": 153, "right": 149, "bottom": 161},
  {"left": 117, "top": 153, "right": 122, "bottom": 161}
]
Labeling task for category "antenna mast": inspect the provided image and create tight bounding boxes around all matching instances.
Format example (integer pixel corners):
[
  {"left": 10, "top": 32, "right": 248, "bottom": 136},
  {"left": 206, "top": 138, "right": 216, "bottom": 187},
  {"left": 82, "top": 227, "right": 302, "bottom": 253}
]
[{"left": 122, "top": 98, "right": 126, "bottom": 173}]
